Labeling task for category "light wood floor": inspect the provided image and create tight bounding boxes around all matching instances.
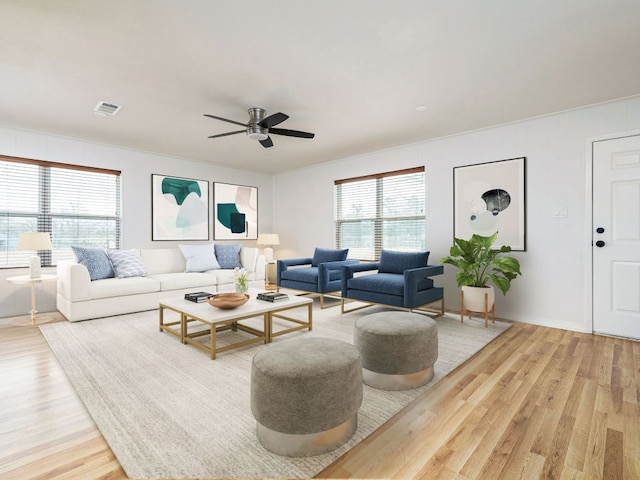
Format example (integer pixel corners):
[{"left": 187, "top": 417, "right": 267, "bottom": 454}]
[{"left": 1, "top": 314, "right": 638, "bottom": 480}]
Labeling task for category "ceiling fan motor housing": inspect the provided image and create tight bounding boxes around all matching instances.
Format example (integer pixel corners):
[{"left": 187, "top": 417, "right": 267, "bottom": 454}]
[{"left": 247, "top": 108, "right": 268, "bottom": 140}]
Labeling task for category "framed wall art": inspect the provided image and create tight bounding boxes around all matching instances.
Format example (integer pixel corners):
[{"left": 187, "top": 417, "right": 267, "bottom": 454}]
[
  {"left": 151, "top": 174, "right": 210, "bottom": 241},
  {"left": 213, "top": 182, "right": 258, "bottom": 240},
  {"left": 453, "top": 157, "right": 526, "bottom": 251}
]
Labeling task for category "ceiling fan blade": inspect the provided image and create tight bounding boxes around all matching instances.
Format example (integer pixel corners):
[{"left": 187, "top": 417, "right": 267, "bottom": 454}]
[
  {"left": 260, "top": 112, "right": 289, "bottom": 128},
  {"left": 203, "top": 114, "right": 246, "bottom": 127},
  {"left": 269, "top": 128, "right": 315, "bottom": 139},
  {"left": 259, "top": 137, "right": 274, "bottom": 148},
  {"left": 207, "top": 130, "right": 245, "bottom": 139}
]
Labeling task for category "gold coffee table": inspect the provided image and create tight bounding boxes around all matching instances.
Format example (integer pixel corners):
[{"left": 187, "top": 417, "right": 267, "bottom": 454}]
[{"left": 159, "top": 289, "right": 313, "bottom": 359}]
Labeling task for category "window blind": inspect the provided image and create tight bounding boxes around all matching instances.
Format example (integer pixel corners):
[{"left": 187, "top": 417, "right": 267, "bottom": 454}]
[
  {"left": 0, "top": 155, "right": 121, "bottom": 268},
  {"left": 334, "top": 167, "right": 425, "bottom": 260}
]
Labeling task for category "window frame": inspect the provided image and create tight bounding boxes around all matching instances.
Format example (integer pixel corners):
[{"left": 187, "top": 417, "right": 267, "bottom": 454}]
[
  {"left": 0, "top": 154, "right": 121, "bottom": 269},
  {"left": 334, "top": 166, "right": 425, "bottom": 260}
]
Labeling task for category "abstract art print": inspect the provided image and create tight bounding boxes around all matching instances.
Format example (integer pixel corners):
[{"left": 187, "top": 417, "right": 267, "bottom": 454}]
[
  {"left": 213, "top": 182, "right": 258, "bottom": 240},
  {"left": 453, "top": 157, "right": 526, "bottom": 251},
  {"left": 152, "top": 174, "right": 210, "bottom": 241}
]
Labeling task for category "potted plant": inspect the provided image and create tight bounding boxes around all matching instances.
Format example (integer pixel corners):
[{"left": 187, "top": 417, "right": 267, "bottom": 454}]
[{"left": 440, "top": 232, "right": 522, "bottom": 313}]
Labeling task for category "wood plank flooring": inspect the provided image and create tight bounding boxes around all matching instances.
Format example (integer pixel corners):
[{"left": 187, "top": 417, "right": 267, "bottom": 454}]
[{"left": 0, "top": 314, "right": 638, "bottom": 479}]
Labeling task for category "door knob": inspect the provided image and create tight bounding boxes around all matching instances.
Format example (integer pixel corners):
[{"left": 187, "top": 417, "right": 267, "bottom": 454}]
[
  {"left": 595, "top": 240, "right": 605, "bottom": 247},
  {"left": 596, "top": 227, "right": 605, "bottom": 234}
]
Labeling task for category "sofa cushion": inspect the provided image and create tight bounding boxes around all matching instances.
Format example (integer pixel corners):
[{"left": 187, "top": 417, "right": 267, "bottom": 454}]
[
  {"left": 348, "top": 273, "right": 406, "bottom": 296},
  {"left": 71, "top": 246, "right": 115, "bottom": 281},
  {"left": 107, "top": 249, "right": 148, "bottom": 278},
  {"left": 379, "top": 250, "right": 429, "bottom": 274},
  {"left": 139, "top": 248, "right": 185, "bottom": 275},
  {"left": 281, "top": 266, "right": 319, "bottom": 283},
  {"left": 179, "top": 243, "right": 220, "bottom": 272},
  {"left": 88, "top": 276, "right": 160, "bottom": 300},
  {"left": 215, "top": 243, "right": 242, "bottom": 269},
  {"left": 147, "top": 272, "right": 216, "bottom": 291},
  {"left": 311, "top": 248, "right": 348, "bottom": 267}
]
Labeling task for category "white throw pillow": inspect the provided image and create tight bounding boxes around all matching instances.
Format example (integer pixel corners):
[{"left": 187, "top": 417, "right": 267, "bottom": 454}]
[{"left": 179, "top": 243, "right": 220, "bottom": 272}]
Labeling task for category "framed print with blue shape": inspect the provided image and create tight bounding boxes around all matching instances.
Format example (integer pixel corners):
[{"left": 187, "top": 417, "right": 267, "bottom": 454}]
[
  {"left": 152, "top": 174, "right": 210, "bottom": 241},
  {"left": 213, "top": 182, "right": 258, "bottom": 240}
]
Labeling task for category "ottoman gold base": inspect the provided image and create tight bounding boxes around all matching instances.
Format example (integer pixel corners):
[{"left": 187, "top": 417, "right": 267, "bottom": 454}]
[
  {"left": 256, "top": 415, "right": 357, "bottom": 457},
  {"left": 363, "top": 365, "right": 434, "bottom": 391}
]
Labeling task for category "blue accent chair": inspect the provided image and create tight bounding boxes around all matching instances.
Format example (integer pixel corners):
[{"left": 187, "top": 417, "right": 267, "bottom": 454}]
[
  {"left": 277, "top": 248, "right": 359, "bottom": 308},
  {"left": 341, "top": 249, "right": 444, "bottom": 315}
]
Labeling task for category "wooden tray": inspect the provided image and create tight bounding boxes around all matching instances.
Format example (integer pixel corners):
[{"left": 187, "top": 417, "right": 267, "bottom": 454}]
[{"left": 207, "top": 293, "right": 249, "bottom": 309}]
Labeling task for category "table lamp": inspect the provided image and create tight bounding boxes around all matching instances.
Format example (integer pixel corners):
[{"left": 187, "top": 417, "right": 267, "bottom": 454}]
[
  {"left": 257, "top": 233, "right": 280, "bottom": 263},
  {"left": 18, "top": 232, "right": 53, "bottom": 278}
]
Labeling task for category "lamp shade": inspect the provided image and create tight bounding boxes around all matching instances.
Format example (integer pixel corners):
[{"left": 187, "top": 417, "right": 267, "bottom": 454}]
[
  {"left": 257, "top": 233, "right": 280, "bottom": 246},
  {"left": 17, "top": 232, "right": 53, "bottom": 251}
]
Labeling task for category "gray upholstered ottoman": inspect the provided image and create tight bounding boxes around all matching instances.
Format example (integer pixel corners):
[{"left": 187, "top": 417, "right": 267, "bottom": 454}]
[
  {"left": 250, "top": 337, "right": 363, "bottom": 457},
  {"left": 354, "top": 312, "right": 438, "bottom": 390}
]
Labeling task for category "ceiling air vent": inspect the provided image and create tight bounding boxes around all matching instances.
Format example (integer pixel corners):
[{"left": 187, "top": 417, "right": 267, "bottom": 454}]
[{"left": 93, "top": 101, "right": 122, "bottom": 116}]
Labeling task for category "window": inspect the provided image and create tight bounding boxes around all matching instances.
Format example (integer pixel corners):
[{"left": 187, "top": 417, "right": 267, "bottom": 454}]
[
  {"left": 335, "top": 167, "right": 425, "bottom": 260},
  {"left": 0, "top": 155, "right": 121, "bottom": 268}
]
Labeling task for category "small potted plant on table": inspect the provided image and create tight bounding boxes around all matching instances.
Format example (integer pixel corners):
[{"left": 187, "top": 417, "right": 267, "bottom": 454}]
[{"left": 440, "top": 232, "right": 522, "bottom": 325}]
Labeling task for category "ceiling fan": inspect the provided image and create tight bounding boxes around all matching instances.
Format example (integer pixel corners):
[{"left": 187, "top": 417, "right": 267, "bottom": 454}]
[{"left": 204, "top": 107, "right": 315, "bottom": 148}]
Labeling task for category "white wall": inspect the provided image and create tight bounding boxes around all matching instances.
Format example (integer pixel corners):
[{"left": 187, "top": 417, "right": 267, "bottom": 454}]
[
  {"left": 0, "top": 127, "right": 274, "bottom": 318},
  {"left": 273, "top": 95, "right": 640, "bottom": 332}
]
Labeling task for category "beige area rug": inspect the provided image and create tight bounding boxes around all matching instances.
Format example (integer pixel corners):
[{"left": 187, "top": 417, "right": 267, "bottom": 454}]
[{"left": 39, "top": 302, "right": 510, "bottom": 479}]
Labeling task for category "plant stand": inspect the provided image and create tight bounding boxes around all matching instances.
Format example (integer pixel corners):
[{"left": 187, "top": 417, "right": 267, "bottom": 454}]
[{"left": 460, "top": 290, "right": 495, "bottom": 328}]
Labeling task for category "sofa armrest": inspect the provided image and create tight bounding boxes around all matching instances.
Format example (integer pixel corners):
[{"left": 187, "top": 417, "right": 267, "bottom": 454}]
[
  {"left": 57, "top": 259, "right": 92, "bottom": 302},
  {"left": 404, "top": 265, "right": 444, "bottom": 283},
  {"left": 276, "top": 257, "right": 313, "bottom": 284},
  {"left": 318, "top": 259, "right": 359, "bottom": 290},
  {"left": 341, "top": 262, "right": 381, "bottom": 296},
  {"left": 240, "top": 247, "right": 259, "bottom": 273},
  {"left": 253, "top": 254, "right": 266, "bottom": 281},
  {"left": 404, "top": 265, "right": 444, "bottom": 304}
]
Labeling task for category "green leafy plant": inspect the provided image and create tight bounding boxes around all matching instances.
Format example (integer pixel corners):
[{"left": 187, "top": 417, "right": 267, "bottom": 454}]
[{"left": 440, "top": 232, "right": 522, "bottom": 295}]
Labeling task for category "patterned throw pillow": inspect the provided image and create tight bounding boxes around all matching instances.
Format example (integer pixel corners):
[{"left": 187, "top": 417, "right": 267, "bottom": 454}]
[
  {"left": 71, "top": 246, "right": 115, "bottom": 281},
  {"left": 214, "top": 243, "right": 242, "bottom": 269},
  {"left": 179, "top": 243, "right": 220, "bottom": 272},
  {"left": 107, "top": 250, "right": 147, "bottom": 278}
]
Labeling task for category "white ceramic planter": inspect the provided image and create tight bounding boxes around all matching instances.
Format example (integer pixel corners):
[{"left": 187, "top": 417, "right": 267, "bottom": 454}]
[{"left": 461, "top": 285, "right": 495, "bottom": 313}]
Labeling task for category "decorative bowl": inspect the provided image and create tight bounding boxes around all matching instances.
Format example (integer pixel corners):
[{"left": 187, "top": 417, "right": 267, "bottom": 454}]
[{"left": 207, "top": 293, "right": 249, "bottom": 309}]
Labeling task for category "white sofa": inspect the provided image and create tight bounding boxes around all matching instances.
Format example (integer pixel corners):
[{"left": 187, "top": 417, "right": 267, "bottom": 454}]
[{"left": 56, "top": 247, "right": 265, "bottom": 322}]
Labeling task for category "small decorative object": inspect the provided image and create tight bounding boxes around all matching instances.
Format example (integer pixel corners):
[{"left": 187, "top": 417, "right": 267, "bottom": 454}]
[
  {"left": 234, "top": 267, "right": 249, "bottom": 294},
  {"left": 440, "top": 232, "right": 522, "bottom": 325},
  {"left": 207, "top": 293, "right": 249, "bottom": 309}
]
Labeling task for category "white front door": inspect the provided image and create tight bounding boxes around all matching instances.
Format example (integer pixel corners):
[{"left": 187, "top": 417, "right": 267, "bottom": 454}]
[{"left": 593, "top": 133, "right": 640, "bottom": 340}]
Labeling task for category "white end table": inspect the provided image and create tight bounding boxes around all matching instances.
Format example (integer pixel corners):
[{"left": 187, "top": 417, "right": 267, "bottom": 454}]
[{"left": 7, "top": 274, "right": 58, "bottom": 324}]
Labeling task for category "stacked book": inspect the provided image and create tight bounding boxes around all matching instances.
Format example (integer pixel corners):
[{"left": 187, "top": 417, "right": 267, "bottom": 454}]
[
  {"left": 184, "top": 291, "right": 213, "bottom": 303},
  {"left": 257, "top": 292, "right": 289, "bottom": 303}
]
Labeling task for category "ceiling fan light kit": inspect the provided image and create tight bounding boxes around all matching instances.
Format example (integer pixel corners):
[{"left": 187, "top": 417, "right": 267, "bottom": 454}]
[{"left": 204, "top": 107, "right": 314, "bottom": 148}]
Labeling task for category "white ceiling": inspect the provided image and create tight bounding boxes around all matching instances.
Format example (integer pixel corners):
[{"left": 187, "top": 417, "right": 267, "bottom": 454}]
[{"left": 2, "top": 0, "right": 640, "bottom": 174}]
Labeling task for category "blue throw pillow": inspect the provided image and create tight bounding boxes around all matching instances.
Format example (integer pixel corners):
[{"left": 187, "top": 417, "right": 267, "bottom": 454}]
[
  {"left": 378, "top": 250, "right": 429, "bottom": 274},
  {"left": 179, "top": 243, "right": 220, "bottom": 272},
  {"left": 311, "top": 248, "right": 348, "bottom": 267},
  {"left": 107, "top": 250, "right": 147, "bottom": 278},
  {"left": 214, "top": 243, "right": 242, "bottom": 269},
  {"left": 71, "top": 246, "right": 115, "bottom": 281}
]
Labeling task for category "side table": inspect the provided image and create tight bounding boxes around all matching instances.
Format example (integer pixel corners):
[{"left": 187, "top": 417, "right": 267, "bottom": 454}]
[
  {"left": 7, "top": 274, "right": 58, "bottom": 324},
  {"left": 265, "top": 260, "right": 277, "bottom": 290}
]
